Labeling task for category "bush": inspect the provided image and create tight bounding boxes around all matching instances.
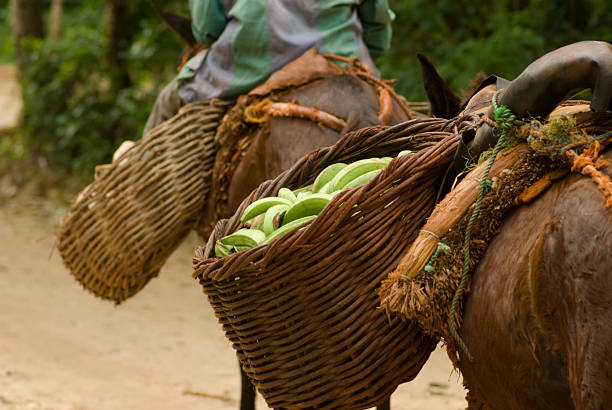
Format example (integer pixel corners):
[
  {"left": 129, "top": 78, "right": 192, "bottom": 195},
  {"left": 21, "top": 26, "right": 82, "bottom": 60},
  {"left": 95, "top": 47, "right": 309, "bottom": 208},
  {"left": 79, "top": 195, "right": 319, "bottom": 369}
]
[
  {"left": 379, "top": 0, "right": 612, "bottom": 101},
  {"left": 0, "top": 5, "right": 12, "bottom": 63},
  {"left": 16, "top": 2, "right": 186, "bottom": 177}
]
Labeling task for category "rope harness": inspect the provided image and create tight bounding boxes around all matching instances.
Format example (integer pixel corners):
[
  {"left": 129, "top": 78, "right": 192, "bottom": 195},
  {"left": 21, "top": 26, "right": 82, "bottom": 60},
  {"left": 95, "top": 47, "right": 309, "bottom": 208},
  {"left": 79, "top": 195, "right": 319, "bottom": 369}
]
[
  {"left": 449, "top": 92, "right": 525, "bottom": 360},
  {"left": 447, "top": 94, "right": 612, "bottom": 360}
]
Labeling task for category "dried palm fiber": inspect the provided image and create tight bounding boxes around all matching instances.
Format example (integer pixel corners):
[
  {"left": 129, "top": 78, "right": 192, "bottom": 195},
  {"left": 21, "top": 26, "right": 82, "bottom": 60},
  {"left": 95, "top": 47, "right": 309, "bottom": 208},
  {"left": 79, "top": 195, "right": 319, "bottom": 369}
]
[
  {"left": 196, "top": 50, "right": 425, "bottom": 239},
  {"left": 56, "top": 99, "right": 231, "bottom": 303},
  {"left": 380, "top": 108, "right": 612, "bottom": 366},
  {"left": 193, "top": 116, "right": 473, "bottom": 410}
]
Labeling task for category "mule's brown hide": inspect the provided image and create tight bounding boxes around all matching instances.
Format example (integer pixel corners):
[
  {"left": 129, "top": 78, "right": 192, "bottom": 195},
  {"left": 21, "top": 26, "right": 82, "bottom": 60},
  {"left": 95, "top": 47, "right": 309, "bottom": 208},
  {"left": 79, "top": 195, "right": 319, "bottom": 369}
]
[
  {"left": 325, "top": 52, "right": 423, "bottom": 120},
  {"left": 460, "top": 84, "right": 496, "bottom": 116},
  {"left": 460, "top": 149, "right": 612, "bottom": 409},
  {"left": 381, "top": 110, "right": 612, "bottom": 333}
]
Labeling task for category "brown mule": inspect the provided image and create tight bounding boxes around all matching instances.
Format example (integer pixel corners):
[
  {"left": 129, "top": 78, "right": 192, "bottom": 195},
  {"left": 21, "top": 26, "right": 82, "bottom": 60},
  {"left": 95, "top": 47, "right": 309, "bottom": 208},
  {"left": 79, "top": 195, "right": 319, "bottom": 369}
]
[{"left": 418, "top": 41, "right": 612, "bottom": 409}]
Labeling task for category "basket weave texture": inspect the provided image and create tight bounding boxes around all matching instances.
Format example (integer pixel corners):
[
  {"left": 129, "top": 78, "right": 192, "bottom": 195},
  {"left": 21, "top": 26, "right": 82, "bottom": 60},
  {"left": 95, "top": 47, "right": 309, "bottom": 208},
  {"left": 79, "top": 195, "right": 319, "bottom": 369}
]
[
  {"left": 57, "top": 100, "right": 230, "bottom": 303},
  {"left": 194, "top": 118, "right": 462, "bottom": 409}
]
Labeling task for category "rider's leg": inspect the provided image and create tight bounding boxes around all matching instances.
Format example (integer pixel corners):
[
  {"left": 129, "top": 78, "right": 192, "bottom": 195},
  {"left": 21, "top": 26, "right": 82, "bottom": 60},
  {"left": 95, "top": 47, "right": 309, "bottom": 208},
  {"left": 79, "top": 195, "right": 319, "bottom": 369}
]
[{"left": 143, "top": 78, "right": 185, "bottom": 136}]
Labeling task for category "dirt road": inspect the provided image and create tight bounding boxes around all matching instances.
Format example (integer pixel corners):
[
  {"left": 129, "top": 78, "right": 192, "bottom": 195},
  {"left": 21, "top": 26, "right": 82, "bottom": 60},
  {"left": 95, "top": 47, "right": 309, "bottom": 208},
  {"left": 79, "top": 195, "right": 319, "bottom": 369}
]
[{"left": 0, "top": 201, "right": 467, "bottom": 410}]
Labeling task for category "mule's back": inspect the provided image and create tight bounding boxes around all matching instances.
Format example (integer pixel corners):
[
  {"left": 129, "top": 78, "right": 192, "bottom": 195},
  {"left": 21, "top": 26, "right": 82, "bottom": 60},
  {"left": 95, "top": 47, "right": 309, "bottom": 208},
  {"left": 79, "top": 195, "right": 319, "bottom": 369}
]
[
  {"left": 227, "top": 74, "right": 410, "bottom": 212},
  {"left": 460, "top": 150, "right": 612, "bottom": 409}
]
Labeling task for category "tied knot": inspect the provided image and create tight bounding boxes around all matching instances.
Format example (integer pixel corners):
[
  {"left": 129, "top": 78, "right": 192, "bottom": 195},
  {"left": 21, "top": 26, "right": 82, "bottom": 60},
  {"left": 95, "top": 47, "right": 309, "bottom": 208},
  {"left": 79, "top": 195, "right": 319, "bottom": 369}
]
[
  {"left": 423, "top": 240, "right": 451, "bottom": 273},
  {"left": 491, "top": 90, "right": 523, "bottom": 130}
]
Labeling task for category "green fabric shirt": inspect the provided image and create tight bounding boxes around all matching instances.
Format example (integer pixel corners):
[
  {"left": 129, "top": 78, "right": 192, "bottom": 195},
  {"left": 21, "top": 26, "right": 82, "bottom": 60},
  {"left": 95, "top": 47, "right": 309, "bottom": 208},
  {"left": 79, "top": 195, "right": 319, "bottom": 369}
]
[{"left": 177, "top": 0, "right": 394, "bottom": 102}]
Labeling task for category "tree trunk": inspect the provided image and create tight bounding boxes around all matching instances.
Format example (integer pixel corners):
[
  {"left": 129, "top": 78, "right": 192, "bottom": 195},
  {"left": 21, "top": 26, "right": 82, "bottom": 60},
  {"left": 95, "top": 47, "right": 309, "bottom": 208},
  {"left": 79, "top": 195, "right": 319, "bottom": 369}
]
[
  {"left": 107, "top": 0, "right": 132, "bottom": 92},
  {"left": 9, "top": 0, "right": 45, "bottom": 73},
  {"left": 49, "top": 0, "right": 63, "bottom": 42}
]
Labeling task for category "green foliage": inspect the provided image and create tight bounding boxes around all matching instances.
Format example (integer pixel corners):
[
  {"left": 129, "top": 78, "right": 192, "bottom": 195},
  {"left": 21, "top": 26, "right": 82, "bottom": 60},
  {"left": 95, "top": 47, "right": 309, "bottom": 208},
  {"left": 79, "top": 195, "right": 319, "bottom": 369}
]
[
  {"left": 0, "top": 4, "right": 13, "bottom": 62},
  {"left": 15, "top": 0, "right": 187, "bottom": 176},
  {"left": 19, "top": 12, "right": 142, "bottom": 174},
  {"left": 6, "top": 0, "right": 612, "bottom": 177},
  {"left": 379, "top": 0, "right": 612, "bottom": 101}
]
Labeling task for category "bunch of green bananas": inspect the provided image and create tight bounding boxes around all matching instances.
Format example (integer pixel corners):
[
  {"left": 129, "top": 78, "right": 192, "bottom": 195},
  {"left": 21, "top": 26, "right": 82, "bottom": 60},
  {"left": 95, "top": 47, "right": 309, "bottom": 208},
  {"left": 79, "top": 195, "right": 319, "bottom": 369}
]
[{"left": 215, "top": 151, "right": 413, "bottom": 257}]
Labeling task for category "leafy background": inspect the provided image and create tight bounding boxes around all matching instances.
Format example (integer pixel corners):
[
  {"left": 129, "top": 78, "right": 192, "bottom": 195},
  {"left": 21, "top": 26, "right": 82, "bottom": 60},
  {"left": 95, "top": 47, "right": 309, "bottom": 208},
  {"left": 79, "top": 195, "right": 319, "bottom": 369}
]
[{"left": 1, "top": 0, "right": 610, "bottom": 181}]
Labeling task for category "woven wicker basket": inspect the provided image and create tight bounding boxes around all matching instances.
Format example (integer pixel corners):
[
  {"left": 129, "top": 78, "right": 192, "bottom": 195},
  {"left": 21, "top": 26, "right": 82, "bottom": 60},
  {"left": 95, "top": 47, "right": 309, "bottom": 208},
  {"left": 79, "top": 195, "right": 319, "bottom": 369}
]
[
  {"left": 193, "top": 118, "right": 465, "bottom": 409},
  {"left": 57, "top": 100, "right": 230, "bottom": 303}
]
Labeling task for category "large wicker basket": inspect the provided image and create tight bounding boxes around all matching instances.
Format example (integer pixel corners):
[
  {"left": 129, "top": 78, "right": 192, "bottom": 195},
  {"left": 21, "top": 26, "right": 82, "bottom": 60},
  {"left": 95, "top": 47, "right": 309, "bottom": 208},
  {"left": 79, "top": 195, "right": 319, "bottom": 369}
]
[
  {"left": 193, "top": 118, "right": 465, "bottom": 409},
  {"left": 57, "top": 100, "right": 230, "bottom": 303}
]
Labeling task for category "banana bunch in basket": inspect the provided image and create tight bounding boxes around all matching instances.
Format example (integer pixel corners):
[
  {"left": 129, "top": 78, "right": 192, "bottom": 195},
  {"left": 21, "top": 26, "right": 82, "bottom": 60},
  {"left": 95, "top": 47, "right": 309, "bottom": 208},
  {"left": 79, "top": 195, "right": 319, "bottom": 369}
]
[{"left": 215, "top": 151, "right": 412, "bottom": 257}]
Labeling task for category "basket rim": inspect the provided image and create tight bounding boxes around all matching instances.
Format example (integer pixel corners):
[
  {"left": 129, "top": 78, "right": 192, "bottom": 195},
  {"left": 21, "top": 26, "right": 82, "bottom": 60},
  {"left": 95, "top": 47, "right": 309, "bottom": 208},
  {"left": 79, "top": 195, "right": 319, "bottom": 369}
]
[{"left": 194, "top": 117, "right": 462, "bottom": 282}]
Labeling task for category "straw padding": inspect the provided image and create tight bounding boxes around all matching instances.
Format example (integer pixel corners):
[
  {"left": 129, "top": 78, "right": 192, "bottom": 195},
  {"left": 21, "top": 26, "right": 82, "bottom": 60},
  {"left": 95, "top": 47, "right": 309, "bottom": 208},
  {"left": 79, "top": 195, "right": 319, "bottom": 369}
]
[
  {"left": 194, "top": 118, "right": 462, "bottom": 409},
  {"left": 57, "top": 99, "right": 230, "bottom": 303}
]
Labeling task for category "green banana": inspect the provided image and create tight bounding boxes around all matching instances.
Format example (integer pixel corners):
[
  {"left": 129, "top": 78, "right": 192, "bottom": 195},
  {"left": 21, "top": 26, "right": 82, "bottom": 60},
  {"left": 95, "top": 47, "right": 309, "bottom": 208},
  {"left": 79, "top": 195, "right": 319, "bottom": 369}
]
[
  {"left": 380, "top": 156, "right": 393, "bottom": 164},
  {"left": 296, "top": 190, "right": 312, "bottom": 200},
  {"left": 277, "top": 187, "right": 297, "bottom": 203},
  {"left": 293, "top": 184, "right": 313, "bottom": 194},
  {"left": 328, "top": 158, "right": 388, "bottom": 191},
  {"left": 262, "top": 215, "right": 317, "bottom": 245},
  {"left": 342, "top": 169, "right": 382, "bottom": 189},
  {"left": 246, "top": 213, "right": 265, "bottom": 230},
  {"left": 319, "top": 185, "right": 345, "bottom": 196},
  {"left": 398, "top": 150, "right": 413, "bottom": 157},
  {"left": 220, "top": 228, "right": 266, "bottom": 248},
  {"left": 283, "top": 193, "right": 333, "bottom": 224},
  {"left": 317, "top": 181, "right": 334, "bottom": 194},
  {"left": 241, "top": 197, "right": 293, "bottom": 222},
  {"left": 262, "top": 204, "right": 289, "bottom": 235},
  {"left": 215, "top": 240, "right": 232, "bottom": 258},
  {"left": 312, "top": 163, "right": 347, "bottom": 192}
]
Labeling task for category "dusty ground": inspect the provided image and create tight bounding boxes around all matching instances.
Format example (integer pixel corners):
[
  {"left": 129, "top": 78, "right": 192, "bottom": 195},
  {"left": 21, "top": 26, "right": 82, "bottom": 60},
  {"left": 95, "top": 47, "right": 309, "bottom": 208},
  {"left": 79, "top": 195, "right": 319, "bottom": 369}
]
[
  {"left": 0, "top": 64, "right": 467, "bottom": 410},
  {"left": 0, "top": 202, "right": 468, "bottom": 410}
]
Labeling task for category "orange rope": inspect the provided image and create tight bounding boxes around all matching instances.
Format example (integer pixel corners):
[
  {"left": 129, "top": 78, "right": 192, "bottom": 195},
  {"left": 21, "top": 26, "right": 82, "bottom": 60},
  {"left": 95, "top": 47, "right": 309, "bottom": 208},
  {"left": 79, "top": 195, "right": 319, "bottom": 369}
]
[
  {"left": 243, "top": 99, "right": 347, "bottom": 132},
  {"left": 568, "top": 141, "right": 612, "bottom": 209},
  {"left": 377, "top": 87, "right": 393, "bottom": 125}
]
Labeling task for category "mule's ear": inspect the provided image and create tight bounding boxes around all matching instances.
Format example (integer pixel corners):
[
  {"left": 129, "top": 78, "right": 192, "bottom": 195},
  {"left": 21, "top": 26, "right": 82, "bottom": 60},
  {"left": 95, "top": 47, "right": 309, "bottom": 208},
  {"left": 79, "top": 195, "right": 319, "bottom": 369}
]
[
  {"left": 417, "top": 53, "right": 461, "bottom": 118},
  {"left": 150, "top": 2, "right": 197, "bottom": 47}
]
